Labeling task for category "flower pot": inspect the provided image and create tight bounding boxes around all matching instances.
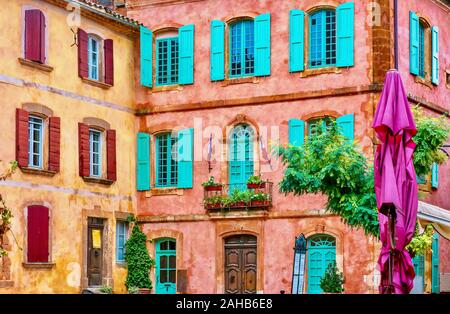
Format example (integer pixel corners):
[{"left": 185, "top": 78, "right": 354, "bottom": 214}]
[
  {"left": 138, "top": 288, "right": 151, "bottom": 294},
  {"left": 247, "top": 183, "right": 266, "bottom": 189},
  {"left": 251, "top": 200, "right": 268, "bottom": 207},
  {"left": 233, "top": 202, "right": 246, "bottom": 208},
  {"left": 206, "top": 203, "right": 222, "bottom": 210},
  {"left": 204, "top": 185, "right": 223, "bottom": 192}
]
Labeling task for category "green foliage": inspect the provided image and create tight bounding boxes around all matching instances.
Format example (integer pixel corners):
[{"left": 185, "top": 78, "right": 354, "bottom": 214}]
[
  {"left": 247, "top": 175, "right": 263, "bottom": 185},
  {"left": 201, "top": 176, "right": 223, "bottom": 187},
  {"left": 412, "top": 107, "right": 449, "bottom": 177},
  {"left": 251, "top": 192, "right": 269, "bottom": 202},
  {"left": 125, "top": 224, "right": 155, "bottom": 290},
  {"left": 320, "top": 262, "right": 344, "bottom": 293},
  {"left": 406, "top": 224, "right": 434, "bottom": 257},
  {"left": 0, "top": 161, "right": 19, "bottom": 257},
  {"left": 99, "top": 285, "right": 113, "bottom": 294},
  {"left": 127, "top": 286, "right": 140, "bottom": 294}
]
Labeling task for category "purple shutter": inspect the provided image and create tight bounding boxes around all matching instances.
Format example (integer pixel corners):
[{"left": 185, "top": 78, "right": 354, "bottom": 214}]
[
  {"left": 78, "top": 123, "right": 90, "bottom": 177},
  {"left": 27, "top": 205, "right": 49, "bottom": 263},
  {"left": 25, "top": 10, "right": 45, "bottom": 63},
  {"left": 16, "top": 108, "right": 29, "bottom": 168},
  {"left": 78, "top": 28, "right": 89, "bottom": 78},
  {"left": 104, "top": 39, "right": 114, "bottom": 85},
  {"left": 107, "top": 129, "right": 117, "bottom": 181},
  {"left": 48, "top": 117, "right": 60, "bottom": 172}
]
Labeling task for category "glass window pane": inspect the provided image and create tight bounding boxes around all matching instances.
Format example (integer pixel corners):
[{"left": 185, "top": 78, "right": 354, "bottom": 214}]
[
  {"left": 169, "top": 270, "right": 176, "bottom": 283},
  {"left": 160, "top": 256, "right": 168, "bottom": 268},
  {"left": 160, "top": 269, "right": 168, "bottom": 283},
  {"left": 169, "top": 241, "right": 176, "bottom": 251},
  {"left": 169, "top": 255, "right": 176, "bottom": 268}
]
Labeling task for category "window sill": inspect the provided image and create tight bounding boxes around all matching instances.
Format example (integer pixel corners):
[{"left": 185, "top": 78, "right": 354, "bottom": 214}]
[
  {"left": 82, "top": 176, "right": 114, "bottom": 186},
  {"left": 0, "top": 280, "right": 14, "bottom": 288},
  {"left": 18, "top": 58, "right": 54, "bottom": 73},
  {"left": 300, "top": 67, "right": 342, "bottom": 78},
  {"left": 20, "top": 167, "right": 57, "bottom": 177},
  {"left": 22, "top": 262, "right": 55, "bottom": 269},
  {"left": 414, "top": 76, "right": 434, "bottom": 89},
  {"left": 220, "top": 76, "right": 259, "bottom": 86},
  {"left": 145, "top": 187, "right": 184, "bottom": 197},
  {"left": 81, "top": 77, "right": 112, "bottom": 89},
  {"left": 150, "top": 84, "right": 183, "bottom": 93},
  {"left": 116, "top": 262, "right": 127, "bottom": 268}
]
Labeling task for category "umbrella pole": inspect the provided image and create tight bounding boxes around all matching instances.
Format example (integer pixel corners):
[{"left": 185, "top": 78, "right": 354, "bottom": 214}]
[{"left": 387, "top": 207, "right": 397, "bottom": 294}]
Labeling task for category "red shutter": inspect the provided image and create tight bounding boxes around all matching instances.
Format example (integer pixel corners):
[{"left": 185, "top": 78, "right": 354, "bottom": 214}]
[
  {"left": 104, "top": 39, "right": 114, "bottom": 85},
  {"left": 16, "top": 108, "right": 29, "bottom": 168},
  {"left": 106, "top": 129, "right": 117, "bottom": 181},
  {"left": 25, "top": 10, "right": 45, "bottom": 63},
  {"left": 78, "top": 28, "right": 89, "bottom": 79},
  {"left": 27, "top": 205, "right": 49, "bottom": 263},
  {"left": 78, "top": 123, "right": 90, "bottom": 177},
  {"left": 48, "top": 117, "right": 60, "bottom": 172}
]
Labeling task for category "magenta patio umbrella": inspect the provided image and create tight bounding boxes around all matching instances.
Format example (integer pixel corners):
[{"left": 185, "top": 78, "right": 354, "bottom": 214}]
[{"left": 373, "top": 70, "right": 418, "bottom": 294}]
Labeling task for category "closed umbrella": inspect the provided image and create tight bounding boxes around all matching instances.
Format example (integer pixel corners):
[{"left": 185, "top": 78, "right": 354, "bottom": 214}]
[{"left": 373, "top": 69, "right": 418, "bottom": 294}]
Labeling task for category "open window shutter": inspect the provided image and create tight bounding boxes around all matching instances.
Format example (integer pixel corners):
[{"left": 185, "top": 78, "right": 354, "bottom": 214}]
[
  {"left": 177, "top": 128, "right": 194, "bottom": 189},
  {"left": 179, "top": 24, "right": 195, "bottom": 85},
  {"left": 431, "top": 233, "right": 440, "bottom": 293},
  {"left": 140, "top": 26, "right": 153, "bottom": 87},
  {"left": 431, "top": 26, "right": 439, "bottom": 85},
  {"left": 78, "top": 123, "right": 90, "bottom": 177},
  {"left": 409, "top": 11, "right": 419, "bottom": 76},
  {"left": 210, "top": 20, "right": 225, "bottom": 81},
  {"left": 137, "top": 133, "right": 151, "bottom": 191},
  {"left": 336, "top": 2, "right": 355, "bottom": 67},
  {"left": 337, "top": 114, "right": 355, "bottom": 142},
  {"left": 255, "top": 13, "right": 271, "bottom": 77},
  {"left": 27, "top": 205, "right": 49, "bottom": 263},
  {"left": 289, "top": 10, "right": 304, "bottom": 73},
  {"left": 431, "top": 162, "right": 439, "bottom": 189},
  {"left": 107, "top": 129, "right": 117, "bottom": 181},
  {"left": 25, "top": 10, "right": 45, "bottom": 63},
  {"left": 77, "top": 28, "right": 89, "bottom": 79},
  {"left": 288, "top": 119, "right": 305, "bottom": 146},
  {"left": 104, "top": 39, "right": 114, "bottom": 85},
  {"left": 16, "top": 108, "right": 29, "bottom": 168},
  {"left": 48, "top": 117, "right": 60, "bottom": 172}
]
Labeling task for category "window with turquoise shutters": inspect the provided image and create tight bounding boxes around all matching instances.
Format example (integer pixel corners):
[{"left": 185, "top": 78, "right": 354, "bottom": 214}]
[
  {"left": 431, "top": 233, "right": 439, "bottom": 293},
  {"left": 229, "top": 20, "right": 255, "bottom": 78},
  {"left": 177, "top": 128, "right": 194, "bottom": 189},
  {"left": 179, "top": 24, "right": 195, "bottom": 85},
  {"left": 418, "top": 22, "right": 425, "bottom": 78},
  {"left": 137, "top": 133, "right": 150, "bottom": 191},
  {"left": 156, "top": 132, "right": 178, "bottom": 187},
  {"left": 307, "top": 117, "right": 333, "bottom": 138},
  {"left": 140, "top": 26, "right": 153, "bottom": 87},
  {"left": 410, "top": 11, "right": 419, "bottom": 76},
  {"left": 210, "top": 20, "right": 225, "bottom": 81},
  {"left": 155, "top": 238, "right": 176, "bottom": 294},
  {"left": 116, "top": 221, "right": 128, "bottom": 263},
  {"left": 307, "top": 235, "right": 336, "bottom": 294},
  {"left": 309, "top": 10, "right": 336, "bottom": 68},
  {"left": 336, "top": 2, "right": 354, "bottom": 67},
  {"left": 156, "top": 37, "right": 179, "bottom": 86},
  {"left": 431, "top": 26, "right": 439, "bottom": 85},
  {"left": 254, "top": 13, "right": 271, "bottom": 76},
  {"left": 229, "top": 124, "right": 254, "bottom": 192},
  {"left": 288, "top": 119, "right": 305, "bottom": 146},
  {"left": 289, "top": 10, "right": 305, "bottom": 73}
]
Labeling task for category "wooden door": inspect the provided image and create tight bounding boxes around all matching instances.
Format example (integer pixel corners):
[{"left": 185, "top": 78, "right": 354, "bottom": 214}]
[
  {"left": 87, "top": 217, "right": 104, "bottom": 287},
  {"left": 224, "top": 235, "right": 257, "bottom": 294}
]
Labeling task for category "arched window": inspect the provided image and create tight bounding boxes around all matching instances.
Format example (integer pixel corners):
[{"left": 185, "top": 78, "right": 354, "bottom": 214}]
[
  {"left": 88, "top": 34, "right": 102, "bottom": 81},
  {"left": 309, "top": 9, "right": 336, "bottom": 68},
  {"left": 155, "top": 238, "right": 176, "bottom": 294},
  {"left": 307, "top": 234, "right": 336, "bottom": 294},
  {"left": 229, "top": 19, "right": 255, "bottom": 77},
  {"left": 307, "top": 116, "right": 335, "bottom": 138},
  {"left": 229, "top": 124, "right": 254, "bottom": 192},
  {"left": 418, "top": 21, "right": 428, "bottom": 79},
  {"left": 155, "top": 132, "right": 178, "bottom": 187},
  {"left": 156, "top": 30, "right": 180, "bottom": 86}
]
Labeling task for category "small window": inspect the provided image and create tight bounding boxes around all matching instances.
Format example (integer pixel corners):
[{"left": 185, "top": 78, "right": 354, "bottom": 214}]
[
  {"left": 155, "top": 132, "right": 178, "bottom": 187},
  {"left": 229, "top": 20, "right": 255, "bottom": 77},
  {"left": 89, "top": 129, "right": 102, "bottom": 177},
  {"left": 309, "top": 10, "right": 336, "bottom": 68},
  {"left": 116, "top": 221, "right": 128, "bottom": 263},
  {"left": 156, "top": 37, "right": 179, "bottom": 86},
  {"left": 28, "top": 115, "right": 44, "bottom": 168},
  {"left": 88, "top": 35, "right": 100, "bottom": 81},
  {"left": 307, "top": 117, "right": 334, "bottom": 138}
]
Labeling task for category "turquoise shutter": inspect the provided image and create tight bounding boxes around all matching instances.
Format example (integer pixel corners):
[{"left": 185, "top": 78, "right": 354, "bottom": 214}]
[
  {"left": 179, "top": 24, "right": 195, "bottom": 85},
  {"left": 137, "top": 133, "right": 150, "bottom": 191},
  {"left": 431, "top": 26, "right": 439, "bottom": 85},
  {"left": 432, "top": 233, "right": 440, "bottom": 293},
  {"left": 288, "top": 119, "right": 305, "bottom": 146},
  {"left": 431, "top": 162, "right": 439, "bottom": 189},
  {"left": 409, "top": 11, "right": 419, "bottom": 76},
  {"left": 254, "top": 13, "right": 271, "bottom": 76},
  {"left": 210, "top": 20, "right": 225, "bottom": 81},
  {"left": 289, "top": 10, "right": 305, "bottom": 72},
  {"left": 337, "top": 114, "right": 355, "bottom": 142},
  {"left": 177, "top": 128, "right": 194, "bottom": 189},
  {"left": 336, "top": 2, "right": 354, "bottom": 67},
  {"left": 140, "top": 26, "right": 153, "bottom": 87}
]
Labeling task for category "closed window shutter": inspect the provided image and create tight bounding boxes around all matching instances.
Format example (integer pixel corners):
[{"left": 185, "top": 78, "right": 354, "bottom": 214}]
[
  {"left": 431, "top": 233, "right": 439, "bottom": 293},
  {"left": 27, "top": 205, "right": 49, "bottom": 263},
  {"left": 107, "top": 129, "right": 117, "bottom": 181},
  {"left": 431, "top": 26, "right": 439, "bottom": 85},
  {"left": 336, "top": 2, "right": 355, "bottom": 67},
  {"left": 25, "top": 10, "right": 45, "bottom": 63},
  {"left": 78, "top": 123, "right": 90, "bottom": 177},
  {"left": 254, "top": 13, "right": 271, "bottom": 77},
  {"left": 104, "top": 39, "right": 114, "bottom": 85},
  {"left": 288, "top": 119, "right": 305, "bottom": 146},
  {"left": 16, "top": 108, "right": 29, "bottom": 167},
  {"left": 179, "top": 24, "right": 195, "bottom": 85},
  {"left": 48, "top": 117, "right": 60, "bottom": 172},
  {"left": 77, "top": 28, "right": 89, "bottom": 78},
  {"left": 140, "top": 26, "right": 153, "bottom": 87},
  {"left": 289, "top": 10, "right": 305, "bottom": 72},
  {"left": 431, "top": 162, "right": 439, "bottom": 189},
  {"left": 210, "top": 20, "right": 225, "bottom": 81},
  {"left": 177, "top": 128, "right": 194, "bottom": 189},
  {"left": 336, "top": 114, "right": 355, "bottom": 142},
  {"left": 137, "top": 132, "right": 151, "bottom": 191},
  {"left": 409, "top": 11, "right": 419, "bottom": 76}
]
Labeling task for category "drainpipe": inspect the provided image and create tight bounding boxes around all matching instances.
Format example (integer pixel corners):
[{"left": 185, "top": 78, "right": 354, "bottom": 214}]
[{"left": 394, "top": 0, "right": 398, "bottom": 70}]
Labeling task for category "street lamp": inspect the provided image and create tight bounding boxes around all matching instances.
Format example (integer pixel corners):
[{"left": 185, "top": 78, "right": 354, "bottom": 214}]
[{"left": 291, "top": 233, "right": 307, "bottom": 294}]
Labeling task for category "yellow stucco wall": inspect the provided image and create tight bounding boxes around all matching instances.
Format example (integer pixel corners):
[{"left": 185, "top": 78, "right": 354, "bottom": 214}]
[{"left": 0, "top": 0, "right": 137, "bottom": 293}]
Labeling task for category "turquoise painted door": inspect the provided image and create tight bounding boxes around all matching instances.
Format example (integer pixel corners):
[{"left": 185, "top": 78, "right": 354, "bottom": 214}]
[
  {"left": 413, "top": 254, "right": 424, "bottom": 293},
  {"left": 229, "top": 124, "right": 254, "bottom": 192},
  {"left": 155, "top": 238, "right": 176, "bottom": 294},
  {"left": 431, "top": 233, "right": 439, "bottom": 293},
  {"left": 307, "top": 235, "right": 336, "bottom": 294}
]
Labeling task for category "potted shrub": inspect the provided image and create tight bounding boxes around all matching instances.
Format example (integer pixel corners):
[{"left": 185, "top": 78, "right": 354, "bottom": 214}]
[
  {"left": 320, "top": 262, "right": 344, "bottom": 294},
  {"left": 250, "top": 192, "right": 269, "bottom": 207},
  {"left": 202, "top": 176, "right": 223, "bottom": 191},
  {"left": 227, "top": 190, "right": 246, "bottom": 208},
  {"left": 125, "top": 216, "right": 156, "bottom": 294},
  {"left": 204, "top": 195, "right": 223, "bottom": 210},
  {"left": 247, "top": 175, "right": 265, "bottom": 189}
]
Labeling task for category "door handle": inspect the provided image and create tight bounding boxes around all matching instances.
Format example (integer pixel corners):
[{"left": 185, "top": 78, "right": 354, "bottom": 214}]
[{"left": 94, "top": 251, "right": 99, "bottom": 257}]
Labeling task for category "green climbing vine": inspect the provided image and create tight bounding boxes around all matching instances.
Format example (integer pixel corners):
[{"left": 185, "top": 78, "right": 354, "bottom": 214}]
[{"left": 0, "top": 161, "right": 18, "bottom": 257}]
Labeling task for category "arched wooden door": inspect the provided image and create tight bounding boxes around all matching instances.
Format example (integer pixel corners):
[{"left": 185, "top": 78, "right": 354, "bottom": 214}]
[
  {"left": 307, "top": 235, "right": 336, "bottom": 294},
  {"left": 155, "top": 238, "right": 176, "bottom": 294},
  {"left": 224, "top": 235, "right": 257, "bottom": 294}
]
